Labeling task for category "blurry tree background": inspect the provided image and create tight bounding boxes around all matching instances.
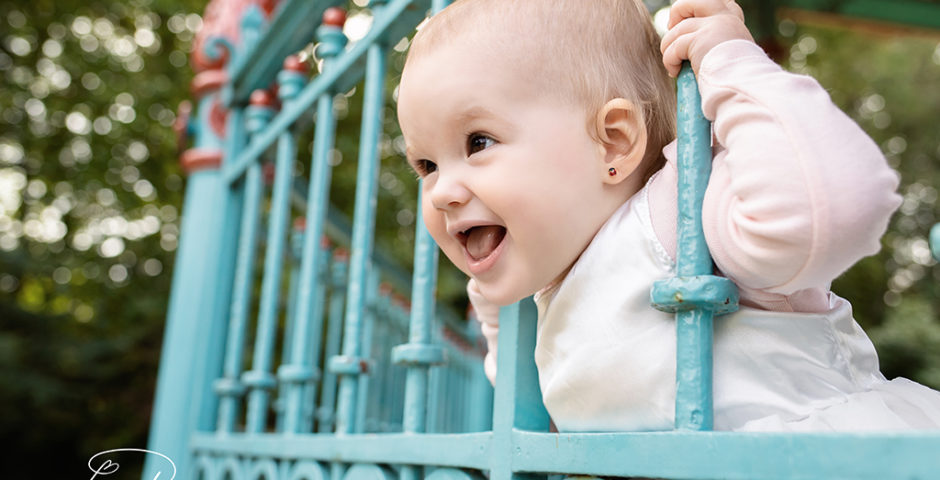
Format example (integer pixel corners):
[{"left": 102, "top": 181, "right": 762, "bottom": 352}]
[
  {"left": 1, "top": 0, "right": 939, "bottom": 477},
  {"left": 1, "top": 0, "right": 203, "bottom": 476}
]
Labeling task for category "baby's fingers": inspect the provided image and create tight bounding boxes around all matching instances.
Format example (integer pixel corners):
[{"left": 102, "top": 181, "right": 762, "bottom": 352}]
[
  {"left": 668, "top": 0, "right": 743, "bottom": 29},
  {"left": 661, "top": 28, "right": 696, "bottom": 77},
  {"left": 660, "top": 13, "right": 698, "bottom": 55}
]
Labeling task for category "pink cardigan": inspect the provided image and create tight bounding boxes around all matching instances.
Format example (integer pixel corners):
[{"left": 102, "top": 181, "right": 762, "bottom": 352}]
[{"left": 648, "top": 39, "right": 900, "bottom": 313}]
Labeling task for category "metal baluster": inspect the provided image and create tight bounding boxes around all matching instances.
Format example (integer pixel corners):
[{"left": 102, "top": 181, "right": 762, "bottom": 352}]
[
  {"left": 354, "top": 272, "right": 380, "bottom": 432},
  {"left": 385, "top": 293, "right": 398, "bottom": 431},
  {"left": 474, "top": 350, "right": 494, "bottom": 432},
  {"left": 302, "top": 237, "right": 333, "bottom": 430},
  {"left": 279, "top": 233, "right": 331, "bottom": 433},
  {"left": 650, "top": 62, "right": 739, "bottom": 431},
  {"left": 373, "top": 304, "right": 388, "bottom": 431},
  {"left": 243, "top": 54, "right": 308, "bottom": 434},
  {"left": 238, "top": 89, "right": 279, "bottom": 433},
  {"left": 214, "top": 93, "right": 272, "bottom": 433},
  {"left": 427, "top": 357, "right": 441, "bottom": 433},
  {"left": 394, "top": 5, "right": 449, "bottom": 477},
  {"left": 331, "top": 0, "right": 390, "bottom": 436},
  {"left": 317, "top": 248, "right": 348, "bottom": 433},
  {"left": 205, "top": 113, "right": 247, "bottom": 434},
  {"left": 280, "top": 8, "right": 348, "bottom": 435},
  {"left": 394, "top": 191, "right": 444, "bottom": 440},
  {"left": 377, "top": 292, "right": 398, "bottom": 431},
  {"left": 488, "top": 298, "right": 548, "bottom": 480},
  {"left": 274, "top": 218, "right": 306, "bottom": 432}
]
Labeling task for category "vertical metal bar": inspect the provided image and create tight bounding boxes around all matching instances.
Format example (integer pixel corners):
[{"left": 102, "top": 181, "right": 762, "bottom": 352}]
[
  {"left": 239, "top": 93, "right": 278, "bottom": 434},
  {"left": 427, "top": 360, "right": 441, "bottom": 433},
  {"left": 280, "top": 14, "right": 348, "bottom": 433},
  {"left": 301, "top": 239, "right": 332, "bottom": 430},
  {"left": 333, "top": 36, "right": 389, "bottom": 436},
  {"left": 244, "top": 59, "right": 306, "bottom": 433},
  {"left": 673, "top": 63, "right": 715, "bottom": 431},
  {"left": 489, "top": 299, "right": 550, "bottom": 480},
  {"left": 317, "top": 249, "right": 348, "bottom": 433},
  {"left": 355, "top": 271, "right": 380, "bottom": 432},
  {"left": 397, "top": 0, "right": 447, "bottom": 464},
  {"left": 374, "top": 307, "right": 390, "bottom": 430},
  {"left": 402, "top": 192, "right": 440, "bottom": 428},
  {"left": 280, "top": 90, "right": 337, "bottom": 433},
  {"left": 275, "top": 221, "right": 305, "bottom": 432},
  {"left": 205, "top": 124, "right": 246, "bottom": 430},
  {"left": 475, "top": 353, "right": 494, "bottom": 432},
  {"left": 216, "top": 106, "right": 267, "bottom": 433}
]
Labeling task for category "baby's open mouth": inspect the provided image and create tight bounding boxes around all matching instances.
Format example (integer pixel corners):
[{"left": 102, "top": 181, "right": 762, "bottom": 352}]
[{"left": 459, "top": 225, "right": 506, "bottom": 261}]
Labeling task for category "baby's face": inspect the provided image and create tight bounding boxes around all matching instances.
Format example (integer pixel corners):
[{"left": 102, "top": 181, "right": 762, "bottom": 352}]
[{"left": 397, "top": 39, "right": 618, "bottom": 305}]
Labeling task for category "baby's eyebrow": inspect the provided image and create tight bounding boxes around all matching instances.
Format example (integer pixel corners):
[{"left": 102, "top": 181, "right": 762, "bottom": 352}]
[{"left": 456, "top": 105, "right": 497, "bottom": 123}]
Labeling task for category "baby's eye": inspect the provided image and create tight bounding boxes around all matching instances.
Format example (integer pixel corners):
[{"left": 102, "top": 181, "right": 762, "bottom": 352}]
[
  {"left": 467, "top": 133, "right": 495, "bottom": 155},
  {"left": 411, "top": 158, "right": 437, "bottom": 177}
]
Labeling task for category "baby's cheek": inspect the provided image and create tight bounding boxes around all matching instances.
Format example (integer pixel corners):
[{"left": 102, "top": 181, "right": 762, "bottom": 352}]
[{"left": 439, "top": 247, "right": 468, "bottom": 273}]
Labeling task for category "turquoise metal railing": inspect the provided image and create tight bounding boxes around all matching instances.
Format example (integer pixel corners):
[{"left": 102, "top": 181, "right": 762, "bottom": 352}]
[
  {"left": 650, "top": 64, "right": 739, "bottom": 431},
  {"left": 146, "top": 1, "right": 940, "bottom": 479}
]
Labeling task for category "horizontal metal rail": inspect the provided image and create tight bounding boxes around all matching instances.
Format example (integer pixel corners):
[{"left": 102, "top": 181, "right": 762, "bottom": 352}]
[{"left": 190, "top": 430, "right": 940, "bottom": 479}]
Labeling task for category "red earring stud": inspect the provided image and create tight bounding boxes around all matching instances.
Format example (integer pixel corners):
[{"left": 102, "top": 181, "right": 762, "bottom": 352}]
[{"left": 608, "top": 167, "right": 617, "bottom": 176}]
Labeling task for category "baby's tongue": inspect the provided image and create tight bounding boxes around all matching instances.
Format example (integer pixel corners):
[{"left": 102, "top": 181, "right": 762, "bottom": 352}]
[{"left": 467, "top": 226, "right": 504, "bottom": 261}]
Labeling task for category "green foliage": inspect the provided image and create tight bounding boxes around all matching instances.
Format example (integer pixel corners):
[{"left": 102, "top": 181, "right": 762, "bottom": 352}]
[{"left": 0, "top": 0, "right": 201, "bottom": 475}]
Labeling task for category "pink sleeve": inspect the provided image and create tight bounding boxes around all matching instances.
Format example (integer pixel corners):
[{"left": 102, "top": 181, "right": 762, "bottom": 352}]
[{"left": 649, "top": 40, "right": 900, "bottom": 303}]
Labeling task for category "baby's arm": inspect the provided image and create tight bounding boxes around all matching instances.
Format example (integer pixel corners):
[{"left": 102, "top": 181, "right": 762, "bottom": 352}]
[
  {"left": 468, "top": 278, "right": 499, "bottom": 385},
  {"left": 653, "top": 0, "right": 901, "bottom": 298}
]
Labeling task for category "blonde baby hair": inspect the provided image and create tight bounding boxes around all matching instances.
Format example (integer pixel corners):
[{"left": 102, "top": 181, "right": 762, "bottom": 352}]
[{"left": 405, "top": 0, "right": 677, "bottom": 182}]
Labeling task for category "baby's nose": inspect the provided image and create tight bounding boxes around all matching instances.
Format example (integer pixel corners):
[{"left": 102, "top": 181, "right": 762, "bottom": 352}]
[{"left": 429, "top": 171, "right": 471, "bottom": 210}]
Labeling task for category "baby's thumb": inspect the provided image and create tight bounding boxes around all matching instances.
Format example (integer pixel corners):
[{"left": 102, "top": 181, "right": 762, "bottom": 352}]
[{"left": 467, "top": 279, "right": 500, "bottom": 325}]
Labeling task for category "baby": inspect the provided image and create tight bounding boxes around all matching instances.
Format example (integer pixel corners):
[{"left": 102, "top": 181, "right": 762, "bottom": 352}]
[{"left": 396, "top": 0, "right": 940, "bottom": 431}]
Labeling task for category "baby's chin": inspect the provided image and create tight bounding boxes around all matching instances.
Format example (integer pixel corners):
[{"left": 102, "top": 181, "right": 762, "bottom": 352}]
[
  {"left": 465, "top": 275, "right": 538, "bottom": 308},
  {"left": 449, "top": 261, "right": 569, "bottom": 308}
]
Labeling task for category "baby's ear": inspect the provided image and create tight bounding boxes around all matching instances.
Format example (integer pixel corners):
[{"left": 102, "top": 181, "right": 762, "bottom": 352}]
[{"left": 595, "top": 98, "right": 648, "bottom": 185}]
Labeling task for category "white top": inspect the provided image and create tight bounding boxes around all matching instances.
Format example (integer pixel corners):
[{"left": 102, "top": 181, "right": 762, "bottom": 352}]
[{"left": 533, "top": 188, "right": 940, "bottom": 431}]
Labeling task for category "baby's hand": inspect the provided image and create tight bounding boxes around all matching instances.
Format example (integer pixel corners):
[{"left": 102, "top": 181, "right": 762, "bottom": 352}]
[
  {"left": 467, "top": 279, "right": 500, "bottom": 384},
  {"left": 660, "top": 0, "right": 754, "bottom": 78}
]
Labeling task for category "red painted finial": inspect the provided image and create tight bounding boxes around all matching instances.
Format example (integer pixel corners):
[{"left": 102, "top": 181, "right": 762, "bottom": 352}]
[
  {"left": 249, "top": 88, "right": 276, "bottom": 107},
  {"left": 283, "top": 55, "right": 308, "bottom": 73},
  {"left": 260, "top": 0, "right": 277, "bottom": 16},
  {"left": 322, "top": 7, "right": 347, "bottom": 28}
]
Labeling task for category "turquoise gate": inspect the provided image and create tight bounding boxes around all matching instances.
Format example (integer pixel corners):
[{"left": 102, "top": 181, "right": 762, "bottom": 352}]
[{"left": 146, "top": 0, "right": 940, "bottom": 479}]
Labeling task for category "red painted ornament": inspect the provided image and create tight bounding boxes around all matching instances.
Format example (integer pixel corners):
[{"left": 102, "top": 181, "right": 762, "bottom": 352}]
[
  {"left": 283, "top": 55, "right": 308, "bottom": 73},
  {"left": 249, "top": 89, "right": 277, "bottom": 107},
  {"left": 322, "top": 7, "right": 347, "bottom": 27}
]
